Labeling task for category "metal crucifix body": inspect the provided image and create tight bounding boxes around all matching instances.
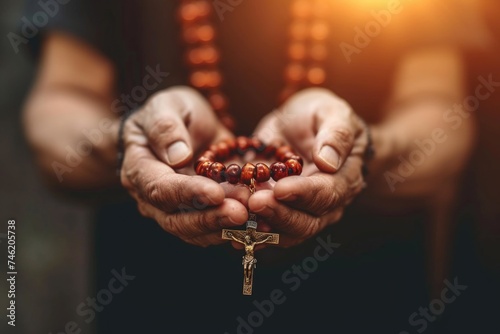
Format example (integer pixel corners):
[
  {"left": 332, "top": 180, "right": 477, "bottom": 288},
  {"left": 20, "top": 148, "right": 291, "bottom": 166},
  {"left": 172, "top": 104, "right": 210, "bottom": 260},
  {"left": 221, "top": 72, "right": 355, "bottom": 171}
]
[{"left": 222, "top": 213, "right": 279, "bottom": 295}]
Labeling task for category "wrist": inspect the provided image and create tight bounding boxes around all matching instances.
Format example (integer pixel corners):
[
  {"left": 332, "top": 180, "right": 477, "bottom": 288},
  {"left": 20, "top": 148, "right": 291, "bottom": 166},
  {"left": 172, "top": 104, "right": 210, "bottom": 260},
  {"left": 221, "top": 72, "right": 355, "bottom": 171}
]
[
  {"left": 116, "top": 107, "right": 141, "bottom": 175},
  {"left": 365, "top": 123, "right": 395, "bottom": 176}
]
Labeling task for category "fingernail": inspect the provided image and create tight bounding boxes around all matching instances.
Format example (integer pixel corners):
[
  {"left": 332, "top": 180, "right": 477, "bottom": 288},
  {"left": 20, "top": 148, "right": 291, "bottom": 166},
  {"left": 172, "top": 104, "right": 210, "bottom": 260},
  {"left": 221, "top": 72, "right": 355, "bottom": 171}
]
[
  {"left": 166, "top": 141, "right": 190, "bottom": 165},
  {"left": 319, "top": 145, "right": 340, "bottom": 170}
]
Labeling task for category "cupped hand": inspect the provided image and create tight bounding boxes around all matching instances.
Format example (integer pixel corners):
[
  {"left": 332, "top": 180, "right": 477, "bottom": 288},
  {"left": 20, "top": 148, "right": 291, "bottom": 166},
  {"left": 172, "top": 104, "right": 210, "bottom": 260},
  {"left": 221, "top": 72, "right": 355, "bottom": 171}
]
[
  {"left": 250, "top": 88, "right": 370, "bottom": 247},
  {"left": 120, "top": 86, "right": 249, "bottom": 247}
]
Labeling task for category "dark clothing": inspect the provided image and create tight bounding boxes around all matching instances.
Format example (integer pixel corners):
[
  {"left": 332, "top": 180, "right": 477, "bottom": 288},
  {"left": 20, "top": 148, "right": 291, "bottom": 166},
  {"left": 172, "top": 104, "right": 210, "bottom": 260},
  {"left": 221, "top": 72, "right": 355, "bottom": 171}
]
[{"left": 22, "top": 0, "right": 494, "bottom": 333}]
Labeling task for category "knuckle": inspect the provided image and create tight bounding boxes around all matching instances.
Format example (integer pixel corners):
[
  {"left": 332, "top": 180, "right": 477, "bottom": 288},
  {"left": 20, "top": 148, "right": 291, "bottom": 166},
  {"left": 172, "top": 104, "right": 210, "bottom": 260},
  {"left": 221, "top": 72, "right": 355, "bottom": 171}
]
[
  {"left": 159, "top": 215, "right": 176, "bottom": 235},
  {"left": 303, "top": 217, "right": 320, "bottom": 238},
  {"left": 332, "top": 127, "right": 354, "bottom": 145},
  {"left": 149, "top": 118, "right": 178, "bottom": 138},
  {"left": 310, "top": 178, "right": 334, "bottom": 213},
  {"left": 144, "top": 179, "right": 164, "bottom": 205}
]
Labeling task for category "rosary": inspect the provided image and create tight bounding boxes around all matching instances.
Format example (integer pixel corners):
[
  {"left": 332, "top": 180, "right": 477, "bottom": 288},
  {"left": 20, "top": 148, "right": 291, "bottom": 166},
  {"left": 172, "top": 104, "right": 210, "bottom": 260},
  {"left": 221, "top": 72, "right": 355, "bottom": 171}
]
[
  {"left": 196, "top": 137, "right": 303, "bottom": 295},
  {"left": 178, "top": 0, "right": 331, "bottom": 295}
]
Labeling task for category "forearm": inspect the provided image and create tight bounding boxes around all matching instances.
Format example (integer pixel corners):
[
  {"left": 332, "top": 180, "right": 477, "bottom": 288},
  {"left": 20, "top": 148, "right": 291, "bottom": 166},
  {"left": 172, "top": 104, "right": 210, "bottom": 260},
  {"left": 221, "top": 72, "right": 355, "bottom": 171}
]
[
  {"left": 23, "top": 87, "right": 120, "bottom": 189},
  {"left": 367, "top": 100, "right": 475, "bottom": 198},
  {"left": 362, "top": 47, "right": 476, "bottom": 205}
]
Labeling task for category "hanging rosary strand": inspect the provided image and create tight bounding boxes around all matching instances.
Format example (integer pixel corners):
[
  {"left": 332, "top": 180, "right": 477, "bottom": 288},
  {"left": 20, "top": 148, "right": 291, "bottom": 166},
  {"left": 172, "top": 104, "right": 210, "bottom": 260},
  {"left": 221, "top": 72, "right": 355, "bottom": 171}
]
[{"left": 178, "top": 0, "right": 331, "bottom": 126}]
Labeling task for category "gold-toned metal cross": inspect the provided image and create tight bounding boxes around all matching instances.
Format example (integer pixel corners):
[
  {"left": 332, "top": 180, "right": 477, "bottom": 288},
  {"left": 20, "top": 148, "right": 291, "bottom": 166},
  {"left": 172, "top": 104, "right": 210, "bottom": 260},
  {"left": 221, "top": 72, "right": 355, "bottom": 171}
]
[{"left": 222, "top": 213, "right": 279, "bottom": 295}]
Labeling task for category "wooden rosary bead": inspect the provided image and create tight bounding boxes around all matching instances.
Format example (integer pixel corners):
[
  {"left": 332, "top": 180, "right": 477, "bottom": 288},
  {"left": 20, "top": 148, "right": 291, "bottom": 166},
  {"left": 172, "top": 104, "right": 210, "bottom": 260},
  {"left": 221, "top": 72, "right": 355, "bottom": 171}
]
[
  {"left": 225, "top": 164, "right": 242, "bottom": 184},
  {"left": 285, "top": 159, "right": 302, "bottom": 176},
  {"left": 190, "top": 70, "right": 222, "bottom": 89},
  {"left": 208, "top": 92, "right": 228, "bottom": 113},
  {"left": 306, "top": 66, "right": 326, "bottom": 85},
  {"left": 250, "top": 137, "right": 266, "bottom": 153},
  {"left": 264, "top": 138, "right": 286, "bottom": 157},
  {"left": 224, "top": 137, "right": 237, "bottom": 153},
  {"left": 216, "top": 141, "right": 231, "bottom": 160},
  {"left": 270, "top": 162, "right": 288, "bottom": 181},
  {"left": 200, "top": 150, "right": 216, "bottom": 160},
  {"left": 194, "top": 137, "right": 303, "bottom": 185},
  {"left": 276, "top": 145, "right": 294, "bottom": 162},
  {"left": 209, "top": 162, "right": 226, "bottom": 183},
  {"left": 309, "top": 20, "right": 329, "bottom": 41},
  {"left": 196, "top": 160, "right": 213, "bottom": 176},
  {"left": 195, "top": 155, "right": 212, "bottom": 171},
  {"left": 289, "top": 154, "right": 304, "bottom": 166},
  {"left": 281, "top": 152, "right": 304, "bottom": 165},
  {"left": 179, "top": 1, "right": 211, "bottom": 22},
  {"left": 197, "top": 24, "right": 216, "bottom": 42},
  {"left": 183, "top": 24, "right": 215, "bottom": 44},
  {"left": 187, "top": 45, "right": 219, "bottom": 65},
  {"left": 236, "top": 136, "right": 251, "bottom": 155},
  {"left": 255, "top": 163, "right": 271, "bottom": 182},
  {"left": 240, "top": 163, "right": 256, "bottom": 185}
]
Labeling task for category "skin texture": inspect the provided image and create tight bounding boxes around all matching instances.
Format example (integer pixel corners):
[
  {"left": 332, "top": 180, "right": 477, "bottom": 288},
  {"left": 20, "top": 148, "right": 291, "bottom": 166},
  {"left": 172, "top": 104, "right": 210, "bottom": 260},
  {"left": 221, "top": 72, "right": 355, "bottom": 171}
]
[{"left": 23, "top": 33, "right": 474, "bottom": 248}]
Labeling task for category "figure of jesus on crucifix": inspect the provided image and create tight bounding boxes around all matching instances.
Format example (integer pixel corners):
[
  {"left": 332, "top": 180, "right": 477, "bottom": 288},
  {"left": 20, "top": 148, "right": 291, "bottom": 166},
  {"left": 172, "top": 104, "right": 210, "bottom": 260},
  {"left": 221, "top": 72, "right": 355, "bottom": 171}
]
[{"left": 222, "top": 214, "right": 279, "bottom": 295}]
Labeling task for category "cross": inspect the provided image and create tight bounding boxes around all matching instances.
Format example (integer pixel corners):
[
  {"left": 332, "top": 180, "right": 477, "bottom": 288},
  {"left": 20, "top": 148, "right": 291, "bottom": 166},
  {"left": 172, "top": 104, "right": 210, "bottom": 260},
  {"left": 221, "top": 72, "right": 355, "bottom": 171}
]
[{"left": 222, "top": 213, "right": 279, "bottom": 295}]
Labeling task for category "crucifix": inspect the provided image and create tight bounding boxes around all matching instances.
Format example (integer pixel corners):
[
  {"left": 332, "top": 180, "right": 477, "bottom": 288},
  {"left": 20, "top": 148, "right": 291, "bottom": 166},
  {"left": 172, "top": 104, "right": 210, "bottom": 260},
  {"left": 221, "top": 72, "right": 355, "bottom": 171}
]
[
  {"left": 221, "top": 180, "right": 280, "bottom": 295},
  {"left": 222, "top": 213, "right": 279, "bottom": 295}
]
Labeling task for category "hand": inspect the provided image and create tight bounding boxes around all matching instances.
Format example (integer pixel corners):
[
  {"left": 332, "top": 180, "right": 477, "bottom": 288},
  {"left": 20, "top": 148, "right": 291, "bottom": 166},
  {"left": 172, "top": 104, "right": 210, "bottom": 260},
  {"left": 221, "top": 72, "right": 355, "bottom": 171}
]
[
  {"left": 120, "top": 86, "right": 248, "bottom": 247},
  {"left": 251, "top": 88, "right": 369, "bottom": 247}
]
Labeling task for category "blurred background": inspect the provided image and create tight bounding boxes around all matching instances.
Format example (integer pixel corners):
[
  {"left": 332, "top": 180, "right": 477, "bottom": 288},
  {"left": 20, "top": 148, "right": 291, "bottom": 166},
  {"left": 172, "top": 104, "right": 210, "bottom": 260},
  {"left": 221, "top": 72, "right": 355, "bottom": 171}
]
[
  {"left": 1, "top": 0, "right": 499, "bottom": 333},
  {"left": 0, "top": 1, "right": 93, "bottom": 333}
]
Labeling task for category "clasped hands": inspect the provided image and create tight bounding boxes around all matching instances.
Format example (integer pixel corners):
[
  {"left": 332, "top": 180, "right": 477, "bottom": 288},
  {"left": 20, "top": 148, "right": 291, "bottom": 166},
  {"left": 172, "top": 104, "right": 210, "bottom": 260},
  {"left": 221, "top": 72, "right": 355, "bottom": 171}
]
[{"left": 120, "top": 86, "right": 369, "bottom": 248}]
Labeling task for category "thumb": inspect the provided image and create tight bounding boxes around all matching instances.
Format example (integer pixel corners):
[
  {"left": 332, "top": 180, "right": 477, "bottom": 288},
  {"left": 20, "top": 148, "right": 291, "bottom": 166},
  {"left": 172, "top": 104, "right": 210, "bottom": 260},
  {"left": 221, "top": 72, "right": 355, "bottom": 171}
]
[
  {"left": 141, "top": 87, "right": 220, "bottom": 168},
  {"left": 312, "top": 107, "right": 358, "bottom": 173},
  {"left": 253, "top": 110, "right": 286, "bottom": 146}
]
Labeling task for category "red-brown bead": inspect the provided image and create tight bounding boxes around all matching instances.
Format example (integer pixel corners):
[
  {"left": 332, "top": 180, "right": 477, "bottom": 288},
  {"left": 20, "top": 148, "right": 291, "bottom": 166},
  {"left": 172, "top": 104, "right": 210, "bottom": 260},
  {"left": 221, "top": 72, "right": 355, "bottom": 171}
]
[
  {"left": 209, "top": 162, "right": 226, "bottom": 183},
  {"left": 270, "top": 162, "right": 288, "bottom": 181},
  {"left": 200, "top": 150, "right": 216, "bottom": 161},
  {"left": 282, "top": 152, "right": 304, "bottom": 166},
  {"left": 236, "top": 136, "right": 251, "bottom": 155},
  {"left": 224, "top": 138, "right": 237, "bottom": 154},
  {"left": 285, "top": 159, "right": 302, "bottom": 176},
  {"left": 240, "top": 163, "right": 256, "bottom": 185},
  {"left": 250, "top": 137, "right": 266, "bottom": 153},
  {"left": 225, "top": 164, "right": 241, "bottom": 184},
  {"left": 194, "top": 156, "right": 213, "bottom": 172},
  {"left": 196, "top": 161, "right": 212, "bottom": 177},
  {"left": 216, "top": 141, "right": 230, "bottom": 160},
  {"left": 262, "top": 143, "right": 277, "bottom": 158},
  {"left": 276, "top": 145, "right": 294, "bottom": 162},
  {"left": 255, "top": 163, "right": 271, "bottom": 183}
]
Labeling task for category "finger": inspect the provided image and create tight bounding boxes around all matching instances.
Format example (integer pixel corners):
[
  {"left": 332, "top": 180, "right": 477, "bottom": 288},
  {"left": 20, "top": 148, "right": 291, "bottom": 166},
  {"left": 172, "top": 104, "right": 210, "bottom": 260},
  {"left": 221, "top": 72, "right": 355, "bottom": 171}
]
[
  {"left": 253, "top": 111, "right": 287, "bottom": 147},
  {"left": 312, "top": 104, "right": 361, "bottom": 173},
  {"left": 221, "top": 183, "right": 252, "bottom": 207},
  {"left": 248, "top": 190, "right": 324, "bottom": 237},
  {"left": 250, "top": 194, "right": 342, "bottom": 247},
  {"left": 122, "top": 142, "right": 226, "bottom": 213},
  {"left": 248, "top": 190, "right": 342, "bottom": 247},
  {"left": 221, "top": 181, "right": 274, "bottom": 207},
  {"left": 134, "top": 199, "right": 247, "bottom": 247},
  {"left": 159, "top": 198, "right": 248, "bottom": 242},
  {"left": 273, "top": 156, "right": 365, "bottom": 215},
  {"left": 140, "top": 87, "right": 221, "bottom": 168}
]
